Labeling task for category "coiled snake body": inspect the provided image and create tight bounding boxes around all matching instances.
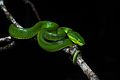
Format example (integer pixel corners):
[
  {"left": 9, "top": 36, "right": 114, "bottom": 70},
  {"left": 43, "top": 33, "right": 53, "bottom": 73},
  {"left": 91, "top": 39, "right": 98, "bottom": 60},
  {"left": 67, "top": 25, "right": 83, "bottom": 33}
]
[{"left": 9, "top": 21, "right": 85, "bottom": 63}]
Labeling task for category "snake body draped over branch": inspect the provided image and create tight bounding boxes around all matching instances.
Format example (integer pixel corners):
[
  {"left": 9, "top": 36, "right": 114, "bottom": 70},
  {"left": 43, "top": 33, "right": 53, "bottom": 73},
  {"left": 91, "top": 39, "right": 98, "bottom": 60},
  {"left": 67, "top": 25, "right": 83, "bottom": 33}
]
[{"left": 9, "top": 21, "right": 85, "bottom": 63}]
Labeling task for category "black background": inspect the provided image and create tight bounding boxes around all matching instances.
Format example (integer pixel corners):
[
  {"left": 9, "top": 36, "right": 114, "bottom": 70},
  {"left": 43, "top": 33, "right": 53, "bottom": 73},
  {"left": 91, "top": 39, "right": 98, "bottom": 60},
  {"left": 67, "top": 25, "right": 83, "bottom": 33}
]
[{"left": 0, "top": 0, "right": 119, "bottom": 80}]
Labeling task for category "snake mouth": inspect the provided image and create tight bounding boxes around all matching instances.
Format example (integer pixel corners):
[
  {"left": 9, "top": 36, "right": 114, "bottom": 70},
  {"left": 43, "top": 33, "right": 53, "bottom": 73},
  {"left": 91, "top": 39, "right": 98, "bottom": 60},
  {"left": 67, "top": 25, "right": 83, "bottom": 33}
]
[{"left": 78, "top": 42, "right": 84, "bottom": 46}]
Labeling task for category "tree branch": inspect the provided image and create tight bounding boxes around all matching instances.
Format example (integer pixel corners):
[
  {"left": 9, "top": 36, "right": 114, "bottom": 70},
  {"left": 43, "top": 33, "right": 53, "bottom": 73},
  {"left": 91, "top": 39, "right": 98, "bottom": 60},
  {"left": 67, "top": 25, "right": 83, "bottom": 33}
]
[
  {"left": 0, "top": 1, "right": 100, "bottom": 80},
  {"left": 0, "top": 0, "right": 39, "bottom": 51},
  {"left": 0, "top": 0, "right": 22, "bottom": 28},
  {"left": 63, "top": 45, "right": 100, "bottom": 80},
  {"left": 23, "top": 0, "right": 41, "bottom": 21}
]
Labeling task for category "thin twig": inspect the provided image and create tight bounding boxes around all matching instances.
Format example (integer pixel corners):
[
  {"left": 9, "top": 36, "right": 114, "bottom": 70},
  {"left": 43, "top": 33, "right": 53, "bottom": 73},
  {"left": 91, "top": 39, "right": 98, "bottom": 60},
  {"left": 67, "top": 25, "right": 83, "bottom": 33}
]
[
  {"left": 0, "top": 36, "right": 11, "bottom": 42},
  {"left": 0, "top": 41, "right": 15, "bottom": 51},
  {"left": 0, "top": 36, "right": 15, "bottom": 51},
  {"left": 23, "top": 0, "right": 41, "bottom": 21},
  {"left": 0, "top": 0, "right": 22, "bottom": 28},
  {"left": 63, "top": 45, "right": 100, "bottom": 80},
  {"left": 0, "top": 0, "right": 39, "bottom": 51},
  {"left": 0, "top": 0, "right": 19, "bottom": 51}
]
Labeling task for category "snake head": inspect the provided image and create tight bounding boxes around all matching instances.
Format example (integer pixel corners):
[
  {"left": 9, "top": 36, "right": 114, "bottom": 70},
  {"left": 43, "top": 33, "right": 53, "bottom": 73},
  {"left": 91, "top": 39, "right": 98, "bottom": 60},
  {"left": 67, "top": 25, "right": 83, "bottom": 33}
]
[{"left": 67, "top": 30, "right": 85, "bottom": 46}]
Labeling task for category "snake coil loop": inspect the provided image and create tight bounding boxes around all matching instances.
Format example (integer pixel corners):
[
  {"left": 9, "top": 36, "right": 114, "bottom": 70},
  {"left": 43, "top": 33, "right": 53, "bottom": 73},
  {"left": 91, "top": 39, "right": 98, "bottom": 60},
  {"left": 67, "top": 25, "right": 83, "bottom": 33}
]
[{"left": 9, "top": 21, "right": 85, "bottom": 63}]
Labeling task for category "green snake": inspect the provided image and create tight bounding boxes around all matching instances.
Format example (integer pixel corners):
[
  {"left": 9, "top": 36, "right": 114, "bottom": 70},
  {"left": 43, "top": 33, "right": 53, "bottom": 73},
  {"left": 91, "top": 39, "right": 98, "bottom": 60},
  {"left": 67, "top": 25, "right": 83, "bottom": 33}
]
[{"left": 9, "top": 21, "right": 85, "bottom": 63}]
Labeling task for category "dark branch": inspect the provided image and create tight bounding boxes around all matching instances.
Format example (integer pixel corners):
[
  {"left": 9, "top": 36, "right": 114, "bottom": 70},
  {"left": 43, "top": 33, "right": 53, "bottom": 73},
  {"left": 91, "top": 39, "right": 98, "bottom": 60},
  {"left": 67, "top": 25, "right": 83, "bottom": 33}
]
[{"left": 23, "top": 0, "right": 41, "bottom": 21}]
